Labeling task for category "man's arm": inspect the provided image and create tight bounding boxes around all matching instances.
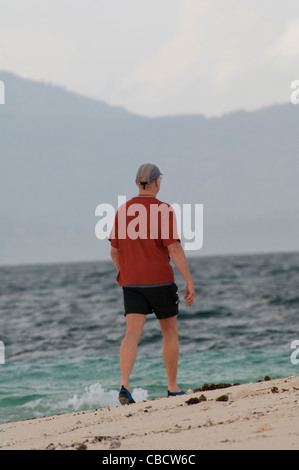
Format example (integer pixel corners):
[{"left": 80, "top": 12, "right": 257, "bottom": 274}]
[
  {"left": 110, "top": 246, "right": 120, "bottom": 272},
  {"left": 167, "top": 241, "right": 195, "bottom": 307}
]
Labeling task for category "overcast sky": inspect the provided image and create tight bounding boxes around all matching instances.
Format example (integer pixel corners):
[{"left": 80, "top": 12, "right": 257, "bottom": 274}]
[{"left": 1, "top": 0, "right": 299, "bottom": 117}]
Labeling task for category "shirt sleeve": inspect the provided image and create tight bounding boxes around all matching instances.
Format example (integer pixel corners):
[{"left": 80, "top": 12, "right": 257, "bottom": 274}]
[
  {"left": 161, "top": 205, "right": 180, "bottom": 247},
  {"left": 108, "top": 211, "right": 119, "bottom": 249}
]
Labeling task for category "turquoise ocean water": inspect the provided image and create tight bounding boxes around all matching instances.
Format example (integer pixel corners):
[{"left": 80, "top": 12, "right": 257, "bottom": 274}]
[{"left": 0, "top": 252, "right": 298, "bottom": 424}]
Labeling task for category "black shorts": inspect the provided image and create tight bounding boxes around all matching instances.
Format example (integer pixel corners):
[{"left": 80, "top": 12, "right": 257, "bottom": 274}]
[{"left": 122, "top": 282, "right": 179, "bottom": 320}]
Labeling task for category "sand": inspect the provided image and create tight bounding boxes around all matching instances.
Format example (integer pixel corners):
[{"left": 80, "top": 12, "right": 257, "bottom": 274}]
[{"left": 0, "top": 376, "right": 298, "bottom": 451}]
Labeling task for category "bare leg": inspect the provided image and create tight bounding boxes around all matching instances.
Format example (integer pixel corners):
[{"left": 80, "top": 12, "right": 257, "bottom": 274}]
[
  {"left": 159, "top": 316, "right": 181, "bottom": 393},
  {"left": 120, "top": 314, "right": 146, "bottom": 391}
]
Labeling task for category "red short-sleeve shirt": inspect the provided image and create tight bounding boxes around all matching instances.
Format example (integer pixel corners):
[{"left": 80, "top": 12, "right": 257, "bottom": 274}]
[{"left": 109, "top": 196, "right": 180, "bottom": 286}]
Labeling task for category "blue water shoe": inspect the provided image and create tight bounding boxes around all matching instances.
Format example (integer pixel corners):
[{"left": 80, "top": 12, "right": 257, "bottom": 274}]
[{"left": 119, "top": 386, "right": 135, "bottom": 405}]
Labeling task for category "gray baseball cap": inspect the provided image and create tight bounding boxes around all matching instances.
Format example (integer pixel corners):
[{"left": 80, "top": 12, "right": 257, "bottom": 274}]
[{"left": 136, "top": 163, "right": 162, "bottom": 186}]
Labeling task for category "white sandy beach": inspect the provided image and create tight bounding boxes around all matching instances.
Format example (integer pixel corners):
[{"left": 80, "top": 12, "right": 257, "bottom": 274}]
[{"left": 0, "top": 376, "right": 298, "bottom": 450}]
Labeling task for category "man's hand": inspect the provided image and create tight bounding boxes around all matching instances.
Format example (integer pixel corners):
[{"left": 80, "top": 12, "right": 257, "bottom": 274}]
[
  {"left": 167, "top": 241, "right": 195, "bottom": 307},
  {"left": 184, "top": 279, "right": 195, "bottom": 307}
]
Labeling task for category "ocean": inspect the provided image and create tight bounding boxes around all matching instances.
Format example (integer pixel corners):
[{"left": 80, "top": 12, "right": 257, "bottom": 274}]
[{"left": 0, "top": 251, "right": 298, "bottom": 424}]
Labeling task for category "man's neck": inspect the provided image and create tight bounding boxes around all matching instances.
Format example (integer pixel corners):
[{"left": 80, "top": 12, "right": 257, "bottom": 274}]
[{"left": 137, "top": 192, "right": 156, "bottom": 197}]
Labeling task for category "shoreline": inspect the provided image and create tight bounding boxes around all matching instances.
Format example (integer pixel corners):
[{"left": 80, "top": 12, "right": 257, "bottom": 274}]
[{"left": 0, "top": 376, "right": 298, "bottom": 450}]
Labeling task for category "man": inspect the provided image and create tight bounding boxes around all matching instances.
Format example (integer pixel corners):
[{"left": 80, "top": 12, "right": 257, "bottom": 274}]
[{"left": 109, "top": 163, "right": 195, "bottom": 405}]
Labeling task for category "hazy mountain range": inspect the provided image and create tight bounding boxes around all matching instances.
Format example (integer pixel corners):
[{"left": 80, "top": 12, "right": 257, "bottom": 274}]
[{"left": 0, "top": 71, "right": 298, "bottom": 265}]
